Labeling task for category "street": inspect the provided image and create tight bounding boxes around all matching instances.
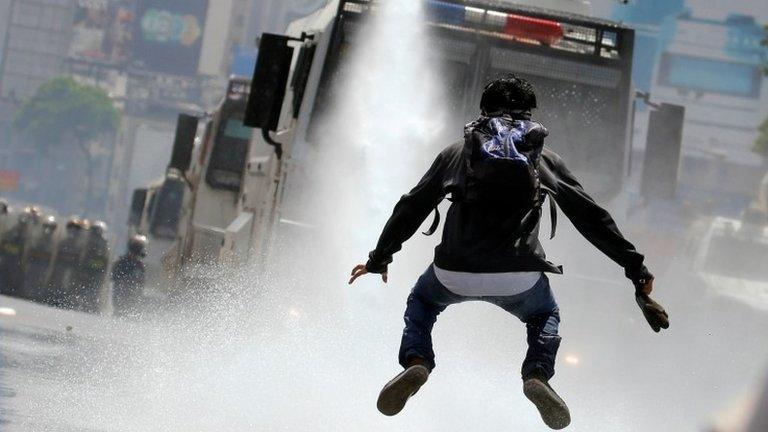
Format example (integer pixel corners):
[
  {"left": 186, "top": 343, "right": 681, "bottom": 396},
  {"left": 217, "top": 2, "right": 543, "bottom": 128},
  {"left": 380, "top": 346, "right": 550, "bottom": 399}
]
[{"left": 1, "top": 257, "right": 767, "bottom": 432}]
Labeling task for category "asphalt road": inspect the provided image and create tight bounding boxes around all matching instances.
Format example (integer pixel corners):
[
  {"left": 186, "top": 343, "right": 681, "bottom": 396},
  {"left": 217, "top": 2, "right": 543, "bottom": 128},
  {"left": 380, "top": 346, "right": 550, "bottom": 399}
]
[
  {"left": 0, "top": 295, "right": 147, "bottom": 432},
  {"left": 1, "top": 266, "right": 768, "bottom": 432}
]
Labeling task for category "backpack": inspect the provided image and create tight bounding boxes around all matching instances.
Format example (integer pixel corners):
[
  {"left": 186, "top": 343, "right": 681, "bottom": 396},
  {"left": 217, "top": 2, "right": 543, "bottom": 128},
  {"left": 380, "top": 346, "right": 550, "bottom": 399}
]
[
  {"left": 463, "top": 116, "right": 545, "bottom": 207},
  {"left": 423, "top": 115, "right": 556, "bottom": 240}
]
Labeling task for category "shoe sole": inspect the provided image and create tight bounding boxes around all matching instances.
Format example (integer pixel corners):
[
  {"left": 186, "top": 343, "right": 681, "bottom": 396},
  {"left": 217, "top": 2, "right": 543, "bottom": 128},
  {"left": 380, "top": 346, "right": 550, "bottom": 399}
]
[
  {"left": 523, "top": 379, "right": 571, "bottom": 430},
  {"left": 377, "top": 365, "right": 430, "bottom": 416}
]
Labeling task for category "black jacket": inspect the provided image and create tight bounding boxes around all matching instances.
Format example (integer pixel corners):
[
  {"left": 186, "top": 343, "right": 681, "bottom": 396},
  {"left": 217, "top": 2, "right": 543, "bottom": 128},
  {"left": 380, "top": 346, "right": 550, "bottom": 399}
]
[
  {"left": 111, "top": 255, "right": 145, "bottom": 289},
  {"left": 366, "top": 142, "right": 649, "bottom": 283}
]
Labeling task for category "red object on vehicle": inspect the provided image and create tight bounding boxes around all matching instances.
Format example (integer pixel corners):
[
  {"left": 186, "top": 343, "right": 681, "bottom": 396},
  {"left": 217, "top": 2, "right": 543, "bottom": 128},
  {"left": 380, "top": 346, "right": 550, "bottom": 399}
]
[{"left": 504, "top": 14, "right": 564, "bottom": 45}]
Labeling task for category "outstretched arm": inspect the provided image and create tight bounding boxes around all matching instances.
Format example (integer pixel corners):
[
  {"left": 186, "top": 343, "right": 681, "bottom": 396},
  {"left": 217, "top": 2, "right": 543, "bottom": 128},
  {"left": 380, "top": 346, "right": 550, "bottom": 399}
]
[
  {"left": 349, "top": 153, "right": 447, "bottom": 284},
  {"left": 544, "top": 153, "right": 651, "bottom": 288},
  {"left": 544, "top": 153, "right": 668, "bottom": 332}
]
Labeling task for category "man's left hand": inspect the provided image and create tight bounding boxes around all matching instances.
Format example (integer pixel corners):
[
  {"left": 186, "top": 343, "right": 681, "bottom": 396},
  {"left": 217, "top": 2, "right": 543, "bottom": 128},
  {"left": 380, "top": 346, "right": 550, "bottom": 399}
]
[
  {"left": 636, "top": 277, "right": 653, "bottom": 296},
  {"left": 635, "top": 291, "right": 669, "bottom": 333},
  {"left": 349, "top": 264, "right": 388, "bottom": 285}
]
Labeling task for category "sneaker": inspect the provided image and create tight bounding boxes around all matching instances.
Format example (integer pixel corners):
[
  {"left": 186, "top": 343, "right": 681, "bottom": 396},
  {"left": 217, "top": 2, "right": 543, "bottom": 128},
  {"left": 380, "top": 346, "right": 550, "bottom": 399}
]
[
  {"left": 523, "top": 377, "right": 571, "bottom": 430},
  {"left": 376, "top": 364, "right": 430, "bottom": 416}
]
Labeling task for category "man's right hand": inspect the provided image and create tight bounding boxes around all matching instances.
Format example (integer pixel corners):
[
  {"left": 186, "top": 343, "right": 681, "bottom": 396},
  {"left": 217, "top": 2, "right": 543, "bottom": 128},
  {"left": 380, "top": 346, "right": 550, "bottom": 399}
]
[{"left": 349, "top": 264, "right": 388, "bottom": 285}]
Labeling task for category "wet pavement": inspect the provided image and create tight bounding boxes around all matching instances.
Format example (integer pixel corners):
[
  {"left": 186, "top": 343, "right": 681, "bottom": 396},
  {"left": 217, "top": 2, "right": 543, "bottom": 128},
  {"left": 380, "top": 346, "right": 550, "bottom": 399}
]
[
  {"left": 0, "top": 296, "right": 136, "bottom": 432},
  {"left": 1, "top": 262, "right": 768, "bottom": 432}
]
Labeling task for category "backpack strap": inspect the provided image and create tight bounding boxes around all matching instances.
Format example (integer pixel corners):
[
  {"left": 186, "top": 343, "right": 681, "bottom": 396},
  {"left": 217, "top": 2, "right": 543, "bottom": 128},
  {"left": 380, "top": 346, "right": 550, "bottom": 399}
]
[
  {"left": 425, "top": 192, "right": 557, "bottom": 240},
  {"left": 503, "top": 187, "right": 557, "bottom": 244},
  {"left": 422, "top": 205, "right": 441, "bottom": 236},
  {"left": 501, "top": 205, "right": 537, "bottom": 247},
  {"left": 543, "top": 186, "right": 557, "bottom": 240}
]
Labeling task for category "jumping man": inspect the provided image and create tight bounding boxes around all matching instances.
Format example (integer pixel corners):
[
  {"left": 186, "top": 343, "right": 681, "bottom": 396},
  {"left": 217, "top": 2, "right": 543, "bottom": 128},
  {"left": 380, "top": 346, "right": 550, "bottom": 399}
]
[{"left": 349, "top": 76, "right": 669, "bottom": 430}]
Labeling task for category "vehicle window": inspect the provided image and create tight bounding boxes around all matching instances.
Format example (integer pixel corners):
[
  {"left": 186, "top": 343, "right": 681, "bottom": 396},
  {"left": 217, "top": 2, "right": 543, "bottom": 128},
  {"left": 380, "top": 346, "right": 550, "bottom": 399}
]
[
  {"left": 205, "top": 115, "right": 250, "bottom": 191},
  {"left": 129, "top": 188, "right": 147, "bottom": 228},
  {"left": 150, "top": 179, "right": 186, "bottom": 239},
  {"left": 223, "top": 118, "right": 253, "bottom": 141},
  {"left": 442, "top": 59, "right": 471, "bottom": 122}
]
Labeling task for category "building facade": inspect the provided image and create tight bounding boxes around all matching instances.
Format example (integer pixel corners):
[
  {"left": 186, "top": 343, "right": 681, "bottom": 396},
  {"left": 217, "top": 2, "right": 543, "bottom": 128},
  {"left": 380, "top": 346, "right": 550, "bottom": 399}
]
[
  {"left": 651, "top": 11, "right": 767, "bottom": 212},
  {"left": 0, "top": 0, "right": 72, "bottom": 100},
  {"left": 0, "top": 0, "right": 254, "bottom": 243}
]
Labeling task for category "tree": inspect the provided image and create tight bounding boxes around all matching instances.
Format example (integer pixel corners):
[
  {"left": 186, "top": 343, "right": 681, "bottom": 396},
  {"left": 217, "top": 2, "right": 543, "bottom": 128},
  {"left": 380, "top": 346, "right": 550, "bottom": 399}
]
[
  {"left": 13, "top": 76, "right": 120, "bottom": 214},
  {"left": 763, "top": 24, "right": 768, "bottom": 75},
  {"left": 756, "top": 117, "right": 768, "bottom": 159},
  {"left": 755, "top": 26, "right": 767, "bottom": 159}
]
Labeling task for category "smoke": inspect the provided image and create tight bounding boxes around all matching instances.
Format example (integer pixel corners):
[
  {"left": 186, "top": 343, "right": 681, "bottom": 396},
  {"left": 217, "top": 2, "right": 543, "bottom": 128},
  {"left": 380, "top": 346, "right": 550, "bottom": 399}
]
[{"left": 5, "top": 1, "right": 768, "bottom": 431}]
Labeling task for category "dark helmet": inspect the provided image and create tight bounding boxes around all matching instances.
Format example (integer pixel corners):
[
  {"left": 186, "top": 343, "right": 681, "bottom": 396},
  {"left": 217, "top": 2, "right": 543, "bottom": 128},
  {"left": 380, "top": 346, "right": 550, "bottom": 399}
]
[
  {"left": 42, "top": 215, "right": 58, "bottom": 235},
  {"left": 79, "top": 219, "right": 91, "bottom": 230},
  {"left": 166, "top": 167, "right": 183, "bottom": 180},
  {"left": 480, "top": 74, "right": 537, "bottom": 116},
  {"left": 66, "top": 216, "right": 84, "bottom": 231},
  {"left": 90, "top": 220, "right": 108, "bottom": 237},
  {"left": 128, "top": 235, "right": 147, "bottom": 257},
  {"left": 18, "top": 206, "right": 41, "bottom": 225}
]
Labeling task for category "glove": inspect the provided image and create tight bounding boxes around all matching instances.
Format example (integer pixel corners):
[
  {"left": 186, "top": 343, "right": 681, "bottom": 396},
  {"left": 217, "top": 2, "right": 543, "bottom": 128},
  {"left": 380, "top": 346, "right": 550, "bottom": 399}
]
[{"left": 635, "top": 292, "right": 669, "bottom": 333}]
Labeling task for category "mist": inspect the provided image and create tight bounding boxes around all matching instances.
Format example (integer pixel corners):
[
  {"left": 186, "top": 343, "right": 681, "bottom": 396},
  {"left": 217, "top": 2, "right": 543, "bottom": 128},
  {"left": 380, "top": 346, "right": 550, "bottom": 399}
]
[{"left": 2, "top": 1, "right": 768, "bottom": 431}]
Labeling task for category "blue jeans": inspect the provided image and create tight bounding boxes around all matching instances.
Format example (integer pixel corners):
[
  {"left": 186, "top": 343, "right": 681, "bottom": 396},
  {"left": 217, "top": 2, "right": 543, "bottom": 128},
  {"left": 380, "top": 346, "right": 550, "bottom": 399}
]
[{"left": 399, "top": 265, "right": 561, "bottom": 380}]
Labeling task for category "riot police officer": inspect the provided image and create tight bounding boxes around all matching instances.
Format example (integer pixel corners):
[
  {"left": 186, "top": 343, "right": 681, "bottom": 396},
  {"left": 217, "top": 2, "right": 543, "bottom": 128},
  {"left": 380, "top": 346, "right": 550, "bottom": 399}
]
[
  {"left": 0, "top": 198, "right": 10, "bottom": 237},
  {"left": 22, "top": 215, "right": 58, "bottom": 302},
  {"left": 0, "top": 207, "right": 39, "bottom": 296},
  {"left": 74, "top": 220, "right": 109, "bottom": 312},
  {"left": 48, "top": 217, "right": 87, "bottom": 307},
  {"left": 111, "top": 235, "right": 147, "bottom": 316}
]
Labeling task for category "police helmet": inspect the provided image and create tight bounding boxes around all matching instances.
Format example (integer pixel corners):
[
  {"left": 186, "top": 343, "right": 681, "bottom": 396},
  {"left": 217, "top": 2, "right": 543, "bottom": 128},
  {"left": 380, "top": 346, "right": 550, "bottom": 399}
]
[
  {"left": 166, "top": 167, "right": 183, "bottom": 180},
  {"left": 66, "top": 217, "right": 84, "bottom": 231},
  {"left": 43, "top": 215, "right": 57, "bottom": 234},
  {"left": 128, "top": 235, "right": 147, "bottom": 257},
  {"left": 19, "top": 205, "right": 42, "bottom": 224},
  {"left": 90, "top": 220, "right": 108, "bottom": 237}
]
